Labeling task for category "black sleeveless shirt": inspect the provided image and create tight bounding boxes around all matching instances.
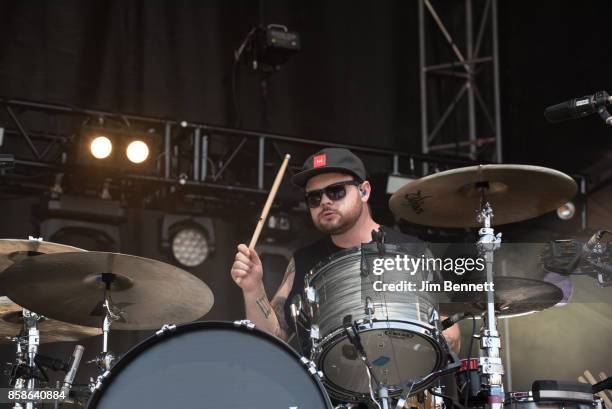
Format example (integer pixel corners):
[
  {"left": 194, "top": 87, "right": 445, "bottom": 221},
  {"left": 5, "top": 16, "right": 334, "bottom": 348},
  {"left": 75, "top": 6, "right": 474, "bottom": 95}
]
[{"left": 284, "top": 225, "right": 424, "bottom": 331}]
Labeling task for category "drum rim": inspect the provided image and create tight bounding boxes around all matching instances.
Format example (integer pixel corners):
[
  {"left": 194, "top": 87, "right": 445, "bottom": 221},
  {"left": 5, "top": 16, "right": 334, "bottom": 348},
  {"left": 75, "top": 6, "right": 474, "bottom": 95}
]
[
  {"left": 314, "top": 319, "right": 446, "bottom": 402},
  {"left": 86, "top": 320, "right": 334, "bottom": 408},
  {"left": 306, "top": 242, "right": 427, "bottom": 284}
]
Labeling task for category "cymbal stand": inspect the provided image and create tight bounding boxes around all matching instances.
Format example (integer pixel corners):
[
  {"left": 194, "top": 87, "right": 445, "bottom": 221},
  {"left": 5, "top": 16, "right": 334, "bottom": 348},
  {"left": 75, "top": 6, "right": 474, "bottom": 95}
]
[
  {"left": 89, "top": 274, "right": 121, "bottom": 391},
  {"left": 22, "top": 309, "right": 41, "bottom": 409},
  {"left": 476, "top": 197, "right": 505, "bottom": 409}
]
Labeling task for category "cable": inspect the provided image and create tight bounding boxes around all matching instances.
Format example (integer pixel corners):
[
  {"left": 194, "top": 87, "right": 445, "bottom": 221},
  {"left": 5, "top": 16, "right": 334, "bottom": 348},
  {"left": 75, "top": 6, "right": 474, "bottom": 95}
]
[
  {"left": 463, "top": 312, "right": 477, "bottom": 409},
  {"left": 429, "top": 387, "right": 467, "bottom": 409},
  {"left": 367, "top": 367, "right": 383, "bottom": 409},
  {"left": 232, "top": 28, "right": 257, "bottom": 127}
]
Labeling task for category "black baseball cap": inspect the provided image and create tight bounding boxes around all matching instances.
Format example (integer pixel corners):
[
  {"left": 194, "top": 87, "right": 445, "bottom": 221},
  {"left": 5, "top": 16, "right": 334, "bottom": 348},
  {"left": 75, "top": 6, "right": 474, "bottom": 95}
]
[{"left": 291, "top": 148, "right": 366, "bottom": 188}]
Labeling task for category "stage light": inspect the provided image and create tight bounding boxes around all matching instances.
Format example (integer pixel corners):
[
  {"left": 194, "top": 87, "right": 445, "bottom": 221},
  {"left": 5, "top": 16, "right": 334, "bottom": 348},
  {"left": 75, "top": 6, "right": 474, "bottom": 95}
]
[
  {"left": 90, "top": 136, "right": 113, "bottom": 159},
  {"left": 126, "top": 140, "right": 149, "bottom": 164},
  {"left": 171, "top": 226, "right": 209, "bottom": 267},
  {"left": 557, "top": 202, "right": 576, "bottom": 220}
]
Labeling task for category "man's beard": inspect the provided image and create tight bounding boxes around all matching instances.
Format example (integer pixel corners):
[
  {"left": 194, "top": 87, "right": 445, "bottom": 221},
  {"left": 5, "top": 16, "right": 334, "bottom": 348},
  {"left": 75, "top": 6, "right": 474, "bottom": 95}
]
[{"left": 313, "top": 201, "right": 363, "bottom": 235}]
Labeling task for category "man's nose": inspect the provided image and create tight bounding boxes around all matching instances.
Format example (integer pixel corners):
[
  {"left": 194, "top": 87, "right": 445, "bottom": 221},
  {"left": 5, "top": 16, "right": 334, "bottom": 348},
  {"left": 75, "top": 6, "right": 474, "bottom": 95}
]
[{"left": 320, "top": 192, "right": 334, "bottom": 206}]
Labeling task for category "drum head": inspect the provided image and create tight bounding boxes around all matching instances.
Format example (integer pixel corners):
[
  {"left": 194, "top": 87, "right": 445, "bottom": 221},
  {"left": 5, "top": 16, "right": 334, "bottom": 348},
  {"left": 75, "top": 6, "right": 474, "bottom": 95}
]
[
  {"left": 88, "top": 321, "right": 332, "bottom": 409},
  {"left": 320, "top": 322, "right": 444, "bottom": 398}
]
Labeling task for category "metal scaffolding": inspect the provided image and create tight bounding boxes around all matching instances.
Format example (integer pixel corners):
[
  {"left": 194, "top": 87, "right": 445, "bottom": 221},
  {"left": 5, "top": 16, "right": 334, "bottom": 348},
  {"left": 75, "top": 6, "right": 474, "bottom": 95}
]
[
  {"left": 419, "top": 0, "right": 502, "bottom": 164},
  {"left": 0, "top": 98, "right": 476, "bottom": 210}
]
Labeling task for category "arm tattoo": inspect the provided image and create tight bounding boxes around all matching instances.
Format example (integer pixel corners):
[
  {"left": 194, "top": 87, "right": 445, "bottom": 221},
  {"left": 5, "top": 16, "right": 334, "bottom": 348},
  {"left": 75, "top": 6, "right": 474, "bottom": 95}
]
[
  {"left": 255, "top": 295, "right": 272, "bottom": 319},
  {"left": 272, "top": 297, "right": 291, "bottom": 337},
  {"left": 279, "top": 258, "right": 295, "bottom": 288}
]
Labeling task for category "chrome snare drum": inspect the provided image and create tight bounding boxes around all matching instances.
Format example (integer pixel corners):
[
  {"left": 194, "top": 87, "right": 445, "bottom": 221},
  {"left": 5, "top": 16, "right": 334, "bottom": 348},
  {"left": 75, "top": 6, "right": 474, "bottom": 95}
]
[{"left": 303, "top": 243, "right": 448, "bottom": 402}]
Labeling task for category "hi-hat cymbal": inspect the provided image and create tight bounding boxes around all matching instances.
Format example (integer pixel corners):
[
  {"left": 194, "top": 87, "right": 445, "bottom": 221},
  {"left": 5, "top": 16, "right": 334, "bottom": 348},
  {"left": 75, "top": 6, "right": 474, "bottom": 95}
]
[
  {"left": 439, "top": 276, "right": 564, "bottom": 317},
  {"left": 0, "top": 296, "right": 101, "bottom": 343},
  {"left": 0, "top": 239, "right": 85, "bottom": 274},
  {"left": 389, "top": 164, "right": 577, "bottom": 228},
  {"left": 0, "top": 252, "right": 214, "bottom": 330}
]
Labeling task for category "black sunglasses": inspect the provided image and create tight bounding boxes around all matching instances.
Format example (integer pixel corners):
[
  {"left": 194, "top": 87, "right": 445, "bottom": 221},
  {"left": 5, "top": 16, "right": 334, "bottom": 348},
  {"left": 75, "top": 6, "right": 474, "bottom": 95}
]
[{"left": 304, "top": 180, "right": 361, "bottom": 208}]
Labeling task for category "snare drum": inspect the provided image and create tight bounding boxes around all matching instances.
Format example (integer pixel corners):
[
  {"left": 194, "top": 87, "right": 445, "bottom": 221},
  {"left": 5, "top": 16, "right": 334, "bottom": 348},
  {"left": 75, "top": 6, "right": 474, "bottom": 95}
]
[
  {"left": 303, "top": 243, "right": 448, "bottom": 402},
  {"left": 87, "top": 321, "right": 333, "bottom": 409}
]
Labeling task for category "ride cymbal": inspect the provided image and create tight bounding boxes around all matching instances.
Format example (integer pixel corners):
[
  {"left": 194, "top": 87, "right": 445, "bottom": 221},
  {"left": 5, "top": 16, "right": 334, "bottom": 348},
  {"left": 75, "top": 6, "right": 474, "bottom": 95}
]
[{"left": 389, "top": 164, "right": 577, "bottom": 228}]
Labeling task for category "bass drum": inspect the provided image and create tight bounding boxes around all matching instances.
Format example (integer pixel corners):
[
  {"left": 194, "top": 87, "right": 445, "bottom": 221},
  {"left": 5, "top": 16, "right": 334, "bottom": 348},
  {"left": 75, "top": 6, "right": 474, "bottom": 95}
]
[{"left": 87, "top": 321, "right": 333, "bottom": 409}]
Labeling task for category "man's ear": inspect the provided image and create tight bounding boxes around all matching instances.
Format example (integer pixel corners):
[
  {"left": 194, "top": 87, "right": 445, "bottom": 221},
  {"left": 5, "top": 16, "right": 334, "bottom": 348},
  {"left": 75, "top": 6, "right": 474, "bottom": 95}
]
[{"left": 360, "top": 180, "right": 371, "bottom": 201}]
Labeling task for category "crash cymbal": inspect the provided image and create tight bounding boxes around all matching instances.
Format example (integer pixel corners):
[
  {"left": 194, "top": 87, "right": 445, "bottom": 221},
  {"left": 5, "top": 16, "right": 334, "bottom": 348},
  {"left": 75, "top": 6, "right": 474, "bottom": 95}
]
[
  {"left": 389, "top": 164, "right": 577, "bottom": 227},
  {"left": 439, "top": 276, "right": 563, "bottom": 317},
  {"left": 0, "top": 239, "right": 85, "bottom": 274},
  {"left": 0, "top": 252, "right": 214, "bottom": 330},
  {"left": 0, "top": 296, "right": 101, "bottom": 343}
]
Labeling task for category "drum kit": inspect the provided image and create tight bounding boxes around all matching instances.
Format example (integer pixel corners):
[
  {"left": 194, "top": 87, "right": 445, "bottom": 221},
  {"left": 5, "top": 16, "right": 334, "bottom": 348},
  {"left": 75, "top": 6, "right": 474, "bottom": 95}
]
[{"left": 0, "top": 164, "right": 609, "bottom": 409}]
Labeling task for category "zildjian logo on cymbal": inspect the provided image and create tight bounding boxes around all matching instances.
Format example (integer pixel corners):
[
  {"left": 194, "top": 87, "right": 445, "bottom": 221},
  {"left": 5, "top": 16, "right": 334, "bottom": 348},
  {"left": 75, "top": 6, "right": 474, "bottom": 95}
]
[{"left": 403, "top": 190, "right": 431, "bottom": 214}]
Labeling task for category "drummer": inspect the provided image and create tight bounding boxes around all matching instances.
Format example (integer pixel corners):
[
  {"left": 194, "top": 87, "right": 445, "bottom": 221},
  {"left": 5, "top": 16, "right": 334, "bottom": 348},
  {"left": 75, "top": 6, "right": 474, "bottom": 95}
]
[{"left": 231, "top": 147, "right": 461, "bottom": 354}]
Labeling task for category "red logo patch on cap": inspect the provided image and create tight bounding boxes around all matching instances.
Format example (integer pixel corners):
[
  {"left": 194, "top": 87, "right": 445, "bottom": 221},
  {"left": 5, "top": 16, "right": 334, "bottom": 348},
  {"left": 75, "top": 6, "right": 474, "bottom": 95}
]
[{"left": 313, "top": 154, "right": 326, "bottom": 168}]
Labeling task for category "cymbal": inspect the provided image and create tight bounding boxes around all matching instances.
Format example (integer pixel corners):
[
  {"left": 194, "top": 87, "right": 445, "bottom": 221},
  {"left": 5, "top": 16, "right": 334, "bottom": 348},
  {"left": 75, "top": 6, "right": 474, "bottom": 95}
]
[
  {"left": 439, "top": 276, "right": 564, "bottom": 317},
  {"left": 0, "top": 296, "right": 101, "bottom": 343},
  {"left": 0, "top": 252, "right": 214, "bottom": 330},
  {"left": 0, "top": 239, "right": 85, "bottom": 274},
  {"left": 389, "top": 164, "right": 577, "bottom": 227}
]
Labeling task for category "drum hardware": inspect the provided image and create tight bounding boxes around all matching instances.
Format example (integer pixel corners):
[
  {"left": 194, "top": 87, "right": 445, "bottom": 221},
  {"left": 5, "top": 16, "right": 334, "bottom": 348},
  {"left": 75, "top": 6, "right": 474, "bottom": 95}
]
[
  {"left": 544, "top": 232, "right": 612, "bottom": 287},
  {"left": 88, "top": 275, "right": 125, "bottom": 372},
  {"left": 155, "top": 323, "right": 177, "bottom": 336},
  {"left": 365, "top": 297, "right": 375, "bottom": 327},
  {"left": 395, "top": 357, "right": 462, "bottom": 409},
  {"left": 474, "top": 196, "right": 504, "bottom": 409}
]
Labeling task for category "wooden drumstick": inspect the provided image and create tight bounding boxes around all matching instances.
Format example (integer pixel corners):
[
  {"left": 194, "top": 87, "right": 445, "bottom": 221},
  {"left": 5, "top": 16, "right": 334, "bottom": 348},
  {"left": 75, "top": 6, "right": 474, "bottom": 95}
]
[
  {"left": 236, "top": 153, "right": 291, "bottom": 285},
  {"left": 585, "top": 370, "right": 612, "bottom": 409}
]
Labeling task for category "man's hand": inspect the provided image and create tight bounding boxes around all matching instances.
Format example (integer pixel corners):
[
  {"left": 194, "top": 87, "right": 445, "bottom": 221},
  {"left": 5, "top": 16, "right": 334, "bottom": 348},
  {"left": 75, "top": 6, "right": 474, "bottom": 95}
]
[{"left": 231, "top": 244, "right": 264, "bottom": 293}]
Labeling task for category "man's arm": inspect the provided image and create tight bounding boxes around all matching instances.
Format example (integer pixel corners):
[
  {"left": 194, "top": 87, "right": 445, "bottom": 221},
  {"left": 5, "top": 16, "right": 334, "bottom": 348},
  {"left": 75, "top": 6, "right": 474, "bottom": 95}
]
[
  {"left": 231, "top": 243, "right": 295, "bottom": 342},
  {"left": 442, "top": 321, "right": 461, "bottom": 354}
]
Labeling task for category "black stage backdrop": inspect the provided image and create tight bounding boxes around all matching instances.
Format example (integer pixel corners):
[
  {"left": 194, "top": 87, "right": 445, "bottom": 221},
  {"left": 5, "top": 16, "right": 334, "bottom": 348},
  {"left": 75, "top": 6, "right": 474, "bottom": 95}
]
[
  {"left": 0, "top": 1, "right": 611, "bottom": 168},
  {"left": 0, "top": 0, "right": 611, "bottom": 398}
]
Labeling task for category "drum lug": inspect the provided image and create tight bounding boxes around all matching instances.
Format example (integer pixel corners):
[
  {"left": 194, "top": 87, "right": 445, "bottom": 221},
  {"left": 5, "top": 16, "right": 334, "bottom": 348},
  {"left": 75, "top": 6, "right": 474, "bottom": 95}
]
[
  {"left": 155, "top": 324, "right": 177, "bottom": 337},
  {"left": 364, "top": 297, "right": 375, "bottom": 328},
  {"left": 91, "top": 370, "right": 111, "bottom": 391},
  {"left": 299, "top": 357, "right": 324, "bottom": 380},
  {"left": 233, "top": 319, "right": 256, "bottom": 330},
  {"left": 428, "top": 307, "right": 440, "bottom": 326},
  {"left": 305, "top": 286, "right": 318, "bottom": 304},
  {"left": 310, "top": 324, "right": 320, "bottom": 340}
]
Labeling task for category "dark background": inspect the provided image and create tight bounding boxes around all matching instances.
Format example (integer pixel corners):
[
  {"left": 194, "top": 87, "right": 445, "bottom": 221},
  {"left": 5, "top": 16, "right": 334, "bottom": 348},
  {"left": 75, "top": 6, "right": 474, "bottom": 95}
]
[{"left": 0, "top": 0, "right": 610, "bottom": 401}]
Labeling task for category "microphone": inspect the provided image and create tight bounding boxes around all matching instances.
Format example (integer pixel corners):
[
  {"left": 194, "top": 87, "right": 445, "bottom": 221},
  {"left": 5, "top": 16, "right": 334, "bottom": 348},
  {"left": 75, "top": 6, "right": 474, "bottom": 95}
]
[
  {"left": 60, "top": 345, "right": 84, "bottom": 400},
  {"left": 441, "top": 312, "right": 468, "bottom": 330},
  {"left": 566, "top": 231, "right": 605, "bottom": 273},
  {"left": 544, "top": 91, "right": 612, "bottom": 124}
]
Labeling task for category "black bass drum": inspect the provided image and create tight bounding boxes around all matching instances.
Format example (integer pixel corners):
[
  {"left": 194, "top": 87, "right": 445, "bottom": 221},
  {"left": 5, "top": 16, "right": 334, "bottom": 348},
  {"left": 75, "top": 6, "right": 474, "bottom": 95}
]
[{"left": 87, "top": 321, "right": 333, "bottom": 409}]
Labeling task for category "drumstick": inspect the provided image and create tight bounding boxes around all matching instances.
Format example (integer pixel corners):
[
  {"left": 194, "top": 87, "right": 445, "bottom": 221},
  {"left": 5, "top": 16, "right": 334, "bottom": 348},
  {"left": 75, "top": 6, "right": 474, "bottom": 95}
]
[
  {"left": 585, "top": 370, "right": 612, "bottom": 409},
  {"left": 236, "top": 154, "right": 291, "bottom": 285},
  {"left": 599, "top": 372, "right": 612, "bottom": 409}
]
